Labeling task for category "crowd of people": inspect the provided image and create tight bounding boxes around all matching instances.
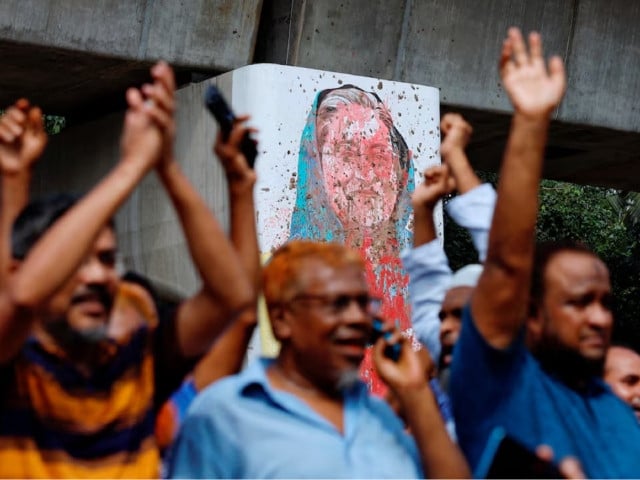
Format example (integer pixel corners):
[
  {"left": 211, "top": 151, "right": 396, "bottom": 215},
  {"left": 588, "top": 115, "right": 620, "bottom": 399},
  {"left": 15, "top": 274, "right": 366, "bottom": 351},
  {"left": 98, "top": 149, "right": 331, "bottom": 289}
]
[{"left": 0, "top": 27, "right": 639, "bottom": 478}]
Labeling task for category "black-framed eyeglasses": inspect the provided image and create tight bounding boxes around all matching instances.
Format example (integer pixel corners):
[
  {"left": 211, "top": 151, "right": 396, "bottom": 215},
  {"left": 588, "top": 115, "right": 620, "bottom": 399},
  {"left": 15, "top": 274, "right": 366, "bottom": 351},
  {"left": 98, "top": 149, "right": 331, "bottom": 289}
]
[{"left": 287, "top": 293, "right": 382, "bottom": 316}]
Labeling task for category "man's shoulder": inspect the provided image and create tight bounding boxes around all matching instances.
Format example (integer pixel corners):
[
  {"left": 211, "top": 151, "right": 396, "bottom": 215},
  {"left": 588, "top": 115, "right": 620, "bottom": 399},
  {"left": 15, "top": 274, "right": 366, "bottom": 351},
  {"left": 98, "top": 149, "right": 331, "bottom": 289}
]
[{"left": 189, "top": 360, "right": 268, "bottom": 416}]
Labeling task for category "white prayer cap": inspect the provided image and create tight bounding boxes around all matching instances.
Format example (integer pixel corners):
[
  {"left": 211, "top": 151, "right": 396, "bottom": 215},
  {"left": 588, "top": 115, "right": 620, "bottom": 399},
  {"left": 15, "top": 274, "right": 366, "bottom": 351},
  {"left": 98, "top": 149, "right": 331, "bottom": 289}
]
[{"left": 449, "top": 264, "right": 483, "bottom": 289}]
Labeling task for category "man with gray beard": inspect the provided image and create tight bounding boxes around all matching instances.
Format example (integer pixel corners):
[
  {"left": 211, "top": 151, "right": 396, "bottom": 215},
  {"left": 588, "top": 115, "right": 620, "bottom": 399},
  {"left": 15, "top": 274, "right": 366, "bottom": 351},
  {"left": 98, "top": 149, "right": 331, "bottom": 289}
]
[{"left": 169, "top": 240, "right": 470, "bottom": 479}]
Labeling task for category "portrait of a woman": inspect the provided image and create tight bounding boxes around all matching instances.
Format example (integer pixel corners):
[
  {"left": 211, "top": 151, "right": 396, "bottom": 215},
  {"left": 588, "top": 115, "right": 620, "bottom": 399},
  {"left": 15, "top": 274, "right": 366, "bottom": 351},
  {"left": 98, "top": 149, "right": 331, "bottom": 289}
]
[{"left": 289, "top": 85, "right": 415, "bottom": 392}]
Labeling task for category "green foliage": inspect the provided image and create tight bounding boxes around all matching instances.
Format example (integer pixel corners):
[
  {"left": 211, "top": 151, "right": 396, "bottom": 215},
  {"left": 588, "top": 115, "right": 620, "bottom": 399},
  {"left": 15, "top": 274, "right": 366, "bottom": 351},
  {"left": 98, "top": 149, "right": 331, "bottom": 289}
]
[
  {"left": 443, "top": 172, "right": 640, "bottom": 350},
  {"left": 44, "top": 115, "right": 66, "bottom": 135},
  {"left": 0, "top": 110, "right": 66, "bottom": 135}
]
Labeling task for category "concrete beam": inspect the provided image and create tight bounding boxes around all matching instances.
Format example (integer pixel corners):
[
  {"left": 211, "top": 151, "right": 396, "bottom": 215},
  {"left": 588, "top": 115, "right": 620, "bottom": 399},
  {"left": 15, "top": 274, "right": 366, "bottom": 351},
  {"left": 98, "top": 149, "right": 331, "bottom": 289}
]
[
  {"left": 257, "top": 0, "right": 640, "bottom": 190},
  {"left": 0, "top": 0, "right": 263, "bottom": 118}
]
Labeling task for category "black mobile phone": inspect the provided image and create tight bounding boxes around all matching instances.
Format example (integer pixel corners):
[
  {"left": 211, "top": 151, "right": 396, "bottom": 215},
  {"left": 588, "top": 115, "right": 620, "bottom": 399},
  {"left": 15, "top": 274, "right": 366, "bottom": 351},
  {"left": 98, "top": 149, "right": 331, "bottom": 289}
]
[
  {"left": 204, "top": 85, "right": 258, "bottom": 168},
  {"left": 370, "top": 317, "right": 401, "bottom": 361},
  {"left": 475, "top": 428, "right": 563, "bottom": 479}
]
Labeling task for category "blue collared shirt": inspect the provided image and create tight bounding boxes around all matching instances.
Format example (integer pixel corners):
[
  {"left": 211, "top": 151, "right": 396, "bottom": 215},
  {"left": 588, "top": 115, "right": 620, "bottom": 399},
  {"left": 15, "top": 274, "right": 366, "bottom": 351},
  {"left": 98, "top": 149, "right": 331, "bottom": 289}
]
[
  {"left": 167, "top": 358, "right": 422, "bottom": 479},
  {"left": 451, "top": 306, "right": 640, "bottom": 478}
]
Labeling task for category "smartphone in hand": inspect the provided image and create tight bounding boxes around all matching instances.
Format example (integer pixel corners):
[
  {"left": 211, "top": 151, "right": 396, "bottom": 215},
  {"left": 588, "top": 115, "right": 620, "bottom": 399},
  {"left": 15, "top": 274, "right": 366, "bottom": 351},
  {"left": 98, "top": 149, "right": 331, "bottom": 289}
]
[
  {"left": 370, "top": 317, "right": 401, "bottom": 361},
  {"left": 204, "top": 85, "right": 258, "bottom": 168},
  {"left": 475, "top": 428, "right": 563, "bottom": 479}
]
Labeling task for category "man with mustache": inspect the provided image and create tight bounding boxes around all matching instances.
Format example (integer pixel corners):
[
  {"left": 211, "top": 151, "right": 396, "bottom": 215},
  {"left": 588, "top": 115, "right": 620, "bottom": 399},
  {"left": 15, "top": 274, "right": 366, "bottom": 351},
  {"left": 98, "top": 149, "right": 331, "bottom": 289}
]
[
  {"left": 0, "top": 63, "right": 253, "bottom": 477},
  {"left": 168, "top": 240, "right": 470, "bottom": 479},
  {"left": 448, "top": 28, "right": 640, "bottom": 477}
]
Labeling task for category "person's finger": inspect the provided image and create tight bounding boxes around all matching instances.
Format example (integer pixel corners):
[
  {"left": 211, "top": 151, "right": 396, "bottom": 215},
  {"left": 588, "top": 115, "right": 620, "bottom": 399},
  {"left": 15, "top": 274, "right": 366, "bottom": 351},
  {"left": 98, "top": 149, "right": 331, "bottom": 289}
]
[
  {"left": 535, "top": 444, "right": 554, "bottom": 462},
  {"left": 15, "top": 98, "right": 30, "bottom": 112},
  {"left": 234, "top": 114, "right": 251, "bottom": 124},
  {"left": 126, "top": 88, "right": 145, "bottom": 109},
  {"left": 145, "top": 105, "right": 172, "bottom": 131},
  {"left": 151, "top": 61, "right": 176, "bottom": 94},
  {"left": 0, "top": 123, "right": 17, "bottom": 143},
  {"left": 423, "top": 165, "right": 442, "bottom": 179},
  {"left": 227, "top": 124, "right": 251, "bottom": 148},
  {"left": 440, "top": 115, "right": 453, "bottom": 135},
  {"left": 27, "top": 106, "right": 44, "bottom": 133},
  {"left": 2, "top": 116, "right": 24, "bottom": 138},
  {"left": 6, "top": 105, "right": 27, "bottom": 125},
  {"left": 558, "top": 457, "right": 585, "bottom": 479},
  {"left": 499, "top": 37, "right": 514, "bottom": 74},
  {"left": 144, "top": 83, "right": 175, "bottom": 115},
  {"left": 548, "top": 56, "right": 567, "bottom": 93},
  {"left": 528, "top": 31, "right": 543, "bottom": 62},
  {"left": 509, "top": 27, "right": 528, "bottom": 65}
]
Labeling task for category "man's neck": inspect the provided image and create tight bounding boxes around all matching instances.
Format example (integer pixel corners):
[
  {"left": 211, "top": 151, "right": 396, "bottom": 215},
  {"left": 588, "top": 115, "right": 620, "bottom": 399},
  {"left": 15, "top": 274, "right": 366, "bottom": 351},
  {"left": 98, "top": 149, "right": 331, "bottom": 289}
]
[
  {"left": 267, "top": 358, "right": 346, "bottom": 433},
  {"left": 534, "top": 347, "right": 603, "bottom": 392}
]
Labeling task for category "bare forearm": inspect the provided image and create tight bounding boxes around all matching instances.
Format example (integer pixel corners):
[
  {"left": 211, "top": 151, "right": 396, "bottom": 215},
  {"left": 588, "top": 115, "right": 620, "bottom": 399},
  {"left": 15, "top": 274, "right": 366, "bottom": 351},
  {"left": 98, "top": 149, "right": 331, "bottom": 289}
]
[
  {"left": 10, "top": 159, "right": 150, "bottom": 307},
  {"left": 474, "top": 112, "right": 550, "bottom": 346},
  {"left": 399, "top": 384, "right": 470, "bottom": 478},
  {"left": 0, "top": 173, "right": 31, "bottom": 288},
  {"left": 192, "top": 309, "right": 257, "bottom": 391},
  {"left": 229, "top": 187, "right": 261, "bottom": 291},
  {"left": 157, "top": 162, "right": 252, "bottom": 307},
  {"left": 444, "top": 148, "right": 481, "bottom": 194},
  {"left": 487, "top": 113, "right": 548, "bottom": 270},
  {"left": 412, "top": 206, "right": 437, "bottom": 247}
]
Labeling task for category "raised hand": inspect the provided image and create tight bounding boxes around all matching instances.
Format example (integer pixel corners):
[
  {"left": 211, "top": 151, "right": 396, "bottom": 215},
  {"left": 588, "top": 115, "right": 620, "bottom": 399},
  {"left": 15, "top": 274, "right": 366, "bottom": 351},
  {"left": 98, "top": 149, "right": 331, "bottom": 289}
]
[
  {"left": 499, "top": 28, "right": 566, "bottom": 117},
  {"left": 412, "top": 164, "right": 455, "bottom": 210},
  {"left": 214, "top": 116, "right": 257, "bottom": 194},
  {"left": 142, "top": 61, "right": 177, "bottom": 169},
  {"left": 119, "top": 62, "right": 176, "bottom": 171},
  {"left": 373, "top": 326, "right": 431, "bottom": 393},
  {"left": 439, "top": 113, "right": 481, "bottom": 194},
  {"left": 440, "top": 113, "right": 473, "bottom": 158},
  {"left": 0, "top": 99, "right": 47, "bottom": 176}
]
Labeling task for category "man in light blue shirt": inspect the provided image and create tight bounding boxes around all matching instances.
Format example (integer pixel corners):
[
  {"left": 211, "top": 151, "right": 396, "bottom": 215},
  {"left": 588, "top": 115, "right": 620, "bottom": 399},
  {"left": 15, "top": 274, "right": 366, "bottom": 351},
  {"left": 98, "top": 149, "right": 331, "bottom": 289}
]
[
  {"left": 402, "top": 113, "right": 495, "bottom": 389},
  {"left": 168, "top": 241, "right": 470, "bottom": 478}
]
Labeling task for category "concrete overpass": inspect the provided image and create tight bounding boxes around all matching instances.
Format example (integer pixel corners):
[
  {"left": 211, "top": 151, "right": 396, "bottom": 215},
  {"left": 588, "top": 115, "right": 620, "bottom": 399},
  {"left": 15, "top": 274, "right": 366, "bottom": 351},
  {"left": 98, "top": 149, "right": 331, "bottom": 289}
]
[
  {"left": 2, "top": 0, "right": 638, "bottom": 298},
  {"left": 2, "top": 0, "right": 638, "bottom": 190}
]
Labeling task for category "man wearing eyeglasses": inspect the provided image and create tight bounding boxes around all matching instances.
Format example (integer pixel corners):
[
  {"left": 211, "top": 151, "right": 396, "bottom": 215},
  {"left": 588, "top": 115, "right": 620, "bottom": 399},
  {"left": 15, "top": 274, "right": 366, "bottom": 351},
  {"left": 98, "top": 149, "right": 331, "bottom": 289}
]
[{"left": 168, "top": 240, "right": 470, "bottom": 478}]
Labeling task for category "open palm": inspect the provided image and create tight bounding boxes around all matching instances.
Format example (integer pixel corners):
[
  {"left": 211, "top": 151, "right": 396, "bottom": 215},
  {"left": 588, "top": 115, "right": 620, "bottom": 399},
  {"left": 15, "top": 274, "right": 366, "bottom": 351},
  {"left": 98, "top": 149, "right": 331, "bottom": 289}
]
[{"left": 500, "top": 28, "right": 566, "bottom": 117}]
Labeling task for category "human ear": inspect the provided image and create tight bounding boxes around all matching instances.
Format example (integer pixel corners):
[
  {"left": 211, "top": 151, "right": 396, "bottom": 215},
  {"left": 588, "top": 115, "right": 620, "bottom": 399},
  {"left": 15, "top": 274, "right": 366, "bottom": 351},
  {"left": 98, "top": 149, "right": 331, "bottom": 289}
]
[{"left": 269, "top": 306, "right": 292, "bottom": 341}]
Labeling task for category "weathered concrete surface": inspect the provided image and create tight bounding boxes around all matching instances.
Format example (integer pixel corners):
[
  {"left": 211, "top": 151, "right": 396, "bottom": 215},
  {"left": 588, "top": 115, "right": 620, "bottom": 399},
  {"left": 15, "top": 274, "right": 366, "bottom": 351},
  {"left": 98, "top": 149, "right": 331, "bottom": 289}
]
[
  {"left": 0, "top": 0, "right": 263, "bottom": 118},
  {"left": 32, "top": 80, "right": 230, "bottom": 296},
  {"left": 257, "top": 0, "right": 640, "bottom": 190},
  {"left": 1, "top": 0, "right": 640, "bottom": 190}
]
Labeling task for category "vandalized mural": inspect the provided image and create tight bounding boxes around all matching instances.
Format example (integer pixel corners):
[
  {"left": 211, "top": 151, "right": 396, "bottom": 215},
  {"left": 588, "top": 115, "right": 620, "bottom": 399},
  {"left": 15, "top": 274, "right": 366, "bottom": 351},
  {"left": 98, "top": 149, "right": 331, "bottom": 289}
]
[
  {"left": 289, "top": 85, "right": 415, "bottom": 392},
  {"left": 217, "top": 65, "right": 441, "bottom": 393}
]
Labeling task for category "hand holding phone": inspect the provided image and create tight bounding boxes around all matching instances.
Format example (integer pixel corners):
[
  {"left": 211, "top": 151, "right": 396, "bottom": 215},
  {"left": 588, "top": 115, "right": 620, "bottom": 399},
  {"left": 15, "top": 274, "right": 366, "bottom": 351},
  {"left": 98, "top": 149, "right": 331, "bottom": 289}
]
[
  {"left": 204, "top": 85, "right": 258, "bottom": 168},
  {"left": 370, "top": 317, "right": 401, "bottom": 361},
  {"left": 475, "top": 428, "right": 563, "bottom": 479}
]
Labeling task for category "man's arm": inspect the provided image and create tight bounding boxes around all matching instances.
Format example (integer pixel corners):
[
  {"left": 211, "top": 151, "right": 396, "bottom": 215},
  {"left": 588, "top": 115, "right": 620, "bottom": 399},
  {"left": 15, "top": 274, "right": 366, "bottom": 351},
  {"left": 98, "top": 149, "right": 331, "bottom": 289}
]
[
  {"left": 404, "top": 165, "right": 454, "bottom": 358},
  {"left": 374, "top": 332, "right": 470, "bottom": 478},
  {"left": 191, "top": 117, "right": 260, "bottom": 390},
  {"left": 0, "top": 72, "right": 167, "bottom": 363},
  {"left": 0, "top": 100, "right": 47, "bottom": 288},
  {"left": 149, "top": 64, "right": 253, "bottom": 357},
  {"left": 471, "top": 28, "right": 566, "bottom": 349},
  {"left": 441, "top": 113, "right": 497, "bottom": 262}
]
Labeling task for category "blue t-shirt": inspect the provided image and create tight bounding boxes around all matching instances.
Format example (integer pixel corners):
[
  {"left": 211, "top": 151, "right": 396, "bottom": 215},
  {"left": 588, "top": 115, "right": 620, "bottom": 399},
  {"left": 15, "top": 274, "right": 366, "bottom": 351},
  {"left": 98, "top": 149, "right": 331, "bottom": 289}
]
[
  {"left": 450, "top": 306, "right": 640, "bottom": 478},
  {"left": 167, "top": 358, "right": 422, "bottom": 478}
]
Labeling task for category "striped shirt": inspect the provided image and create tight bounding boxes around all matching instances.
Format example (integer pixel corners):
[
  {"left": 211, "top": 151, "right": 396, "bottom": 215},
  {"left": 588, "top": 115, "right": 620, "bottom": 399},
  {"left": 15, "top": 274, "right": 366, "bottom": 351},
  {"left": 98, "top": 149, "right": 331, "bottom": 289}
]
[{"left": 0, "top": 280, "right": 191, "bottom": 478}]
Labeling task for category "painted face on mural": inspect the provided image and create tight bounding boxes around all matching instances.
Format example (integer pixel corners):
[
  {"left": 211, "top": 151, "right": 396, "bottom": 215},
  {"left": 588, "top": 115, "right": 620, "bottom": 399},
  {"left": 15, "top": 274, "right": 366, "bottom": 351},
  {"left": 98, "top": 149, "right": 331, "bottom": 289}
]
[{"left": 316, "top": 90, "right": 401, "bottom": 229}]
